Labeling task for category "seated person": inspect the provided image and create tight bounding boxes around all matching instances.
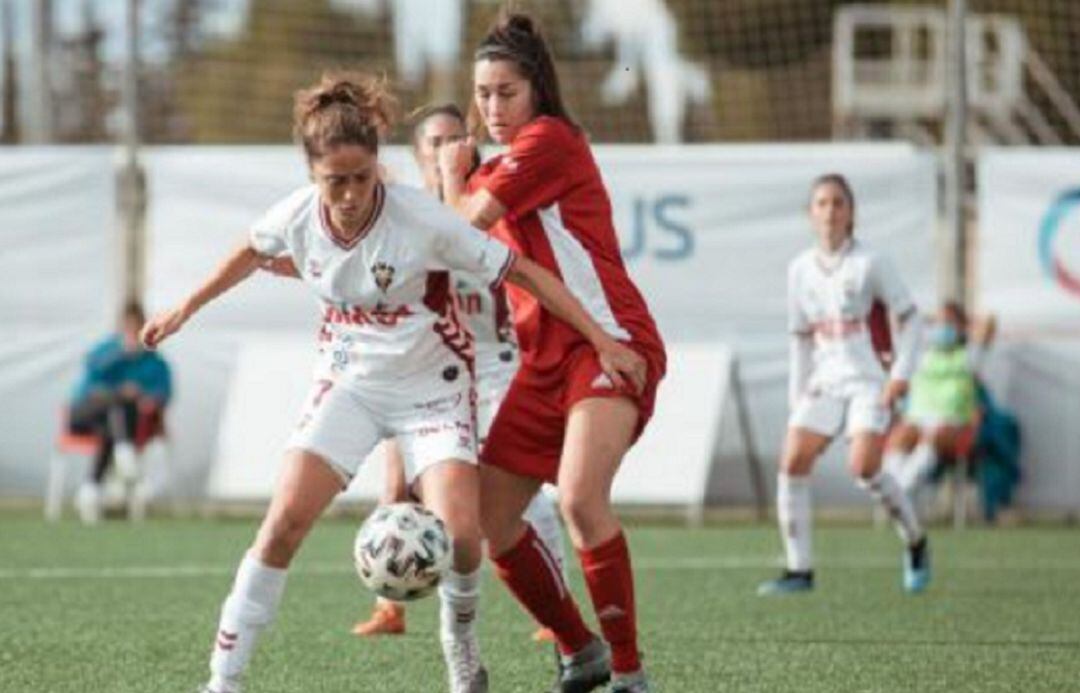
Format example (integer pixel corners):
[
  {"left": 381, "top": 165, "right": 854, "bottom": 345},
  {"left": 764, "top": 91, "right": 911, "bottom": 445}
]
[
  {"left": 67, "top": 301, "right": 172, "bottom": 522},
  {"left": 885, "top": 302, "right": 994, "bottom": 493}
]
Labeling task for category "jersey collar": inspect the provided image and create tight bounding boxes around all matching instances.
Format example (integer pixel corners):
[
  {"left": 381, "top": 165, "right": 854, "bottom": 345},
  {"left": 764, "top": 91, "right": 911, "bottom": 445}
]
[{"left": 319, "top": 182, "right": 386, "bottom": 251}]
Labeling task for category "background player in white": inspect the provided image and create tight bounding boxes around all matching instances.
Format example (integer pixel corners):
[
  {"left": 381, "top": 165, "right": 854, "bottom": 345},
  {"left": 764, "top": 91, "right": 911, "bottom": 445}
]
[
  {"left": 140, "top": 71, "right": 646, "bottom": 693},
  {"left": 350, "top": 103, "right": 566, "bottom": 643},
  {"left": 758, "top": 173, "right": 931, "bottom": 596}
]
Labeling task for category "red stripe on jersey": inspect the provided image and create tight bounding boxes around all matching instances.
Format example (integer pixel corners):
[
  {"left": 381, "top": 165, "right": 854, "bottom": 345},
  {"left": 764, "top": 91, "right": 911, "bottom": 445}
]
[
  {"left": 424, "top": 271, "right": 475, "bottom": 375},
  {"left": 868, "top": 300, "right": 894, "bottom": 368}
]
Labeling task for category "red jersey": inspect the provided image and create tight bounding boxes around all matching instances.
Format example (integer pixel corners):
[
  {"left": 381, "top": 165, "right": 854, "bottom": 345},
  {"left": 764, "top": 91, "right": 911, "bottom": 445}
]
[{"left": 468, "top": 116, "right": 665, "bottom": 375}]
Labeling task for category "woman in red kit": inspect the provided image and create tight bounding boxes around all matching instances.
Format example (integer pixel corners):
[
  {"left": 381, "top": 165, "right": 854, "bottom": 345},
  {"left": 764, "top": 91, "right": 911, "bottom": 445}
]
[{"left": 437, "top": 12, "right": 665, "bottom": 693}]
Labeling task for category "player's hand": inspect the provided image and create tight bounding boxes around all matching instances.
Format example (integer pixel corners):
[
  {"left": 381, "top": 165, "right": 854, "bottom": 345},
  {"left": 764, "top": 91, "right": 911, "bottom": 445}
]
[
  {"left": 880, "top": 379, "right": 908, "bottom": 409},
  {"left": 597, "top": 339, "right": 648, "bottom": 396},
  {"left": 259, "top": 254, "right": 300, "bottom": 278},
  {"left": 140, "top": 305, "right": 190, "bottom": 349},
  {"left": 437, "top": 136, "right": 476, "bottom": 179}
]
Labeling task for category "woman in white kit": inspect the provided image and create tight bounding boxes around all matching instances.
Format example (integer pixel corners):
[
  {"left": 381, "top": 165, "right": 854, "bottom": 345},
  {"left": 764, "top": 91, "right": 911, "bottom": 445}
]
[
  {"left": 757, "top": 173, "right": 931, "bottom": 596},
  {"left": 351, "top": 103, "right": 566, "bottom": 644},
  {"left": 140, "top": 72, "right": 646, "bottom": 693}
]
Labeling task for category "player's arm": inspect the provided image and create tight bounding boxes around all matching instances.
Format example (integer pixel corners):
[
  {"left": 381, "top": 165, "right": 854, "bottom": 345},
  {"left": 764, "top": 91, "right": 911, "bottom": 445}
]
[
  {"left": 873, "top": 255, "right": 923, "bottom": 407},
  {"left": 141, "top": 239, "right": 263, "bottom": 348},
  {"left": 438, "top": 138, "right": 506, "bottom": 230},
  {"left": 787, "top": 263, "right": 814, "bottom": 409},
  {"left": 505, "top": 254, "right": 647, "bottom": 395}
]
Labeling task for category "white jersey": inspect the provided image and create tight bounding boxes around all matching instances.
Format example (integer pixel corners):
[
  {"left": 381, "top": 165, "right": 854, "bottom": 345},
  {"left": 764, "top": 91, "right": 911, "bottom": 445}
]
[
  {"left": 454, "top": 273, "right": 519, "bottom": 383},
  {"left": 788, "top": 239, "right": 915, "bottom": 393},
  {"left": 250, "top": 182, "right": 514, "bottom": 390}
]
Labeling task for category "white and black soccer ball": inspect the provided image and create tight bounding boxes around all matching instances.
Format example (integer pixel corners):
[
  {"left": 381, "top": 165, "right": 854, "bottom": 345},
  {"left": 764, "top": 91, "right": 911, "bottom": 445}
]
[{"left": 353, "top": 502, "right": 452, "bottom": 602}]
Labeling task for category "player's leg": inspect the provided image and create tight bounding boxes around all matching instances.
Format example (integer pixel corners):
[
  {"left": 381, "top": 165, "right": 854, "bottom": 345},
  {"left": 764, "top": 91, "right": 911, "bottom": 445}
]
[
  {"left": 481, "top": 380, "right": 599, "bottom": 676},
  {"left": 206, "top": 449, "right": 346, "bottom": 693},
  {"left": 521, "top": 486, "right": 564, "bottom": 643},
  {"left": 205, "top": 380, "right": 376, "bottom": 693},
  {"left": 417, "top": 459, "right": 487, "bottom": 693},
  {"left": 556, "top": 395, "right": 643, "bottom": 689},
  {"left": 401, "top": 385, "right": 489, "bottom": 693},
  {"left": 884, "top": 420, "right": 935, "bottom": 493},
  {"left": 849, "top": 419, "right": 930, "bottom": 593},
  {"left": 758, "top": 391, "right": 839, "bottom": 596},
  {"left": 352, "top": 440, "right": 408, "bottom": 637}
]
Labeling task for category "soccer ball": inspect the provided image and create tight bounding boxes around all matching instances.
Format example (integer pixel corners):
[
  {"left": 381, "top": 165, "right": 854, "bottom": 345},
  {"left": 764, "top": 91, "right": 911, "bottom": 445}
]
[{"left": 353, "top": 502, "right": 452, "bottom": 601}]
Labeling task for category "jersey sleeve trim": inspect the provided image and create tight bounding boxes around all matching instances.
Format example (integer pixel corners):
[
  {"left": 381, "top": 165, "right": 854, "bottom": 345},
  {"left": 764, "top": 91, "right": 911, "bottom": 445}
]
[{"left": 490, "top": 248, "right": 516, "bottom": 292}]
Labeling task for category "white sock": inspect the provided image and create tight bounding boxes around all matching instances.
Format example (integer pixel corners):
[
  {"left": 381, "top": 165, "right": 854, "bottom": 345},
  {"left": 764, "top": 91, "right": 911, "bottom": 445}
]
[
  {"left": 522, "top": 491, "right": 566, "bottom": 577},
  {"left": 207, "top": 554, "right": 288, "bottom": 693},
  {"left": 438, "top": 567, "right": 481, "bottom": 641},
  {"left": 858, "top": 470, "right": 924, "bottom": 546},
  {"left": 777, "top": 473, "right": 812, "bottom": 572},
  {"left": 906, "top": 443, "right": 937, "bottom": 490}
]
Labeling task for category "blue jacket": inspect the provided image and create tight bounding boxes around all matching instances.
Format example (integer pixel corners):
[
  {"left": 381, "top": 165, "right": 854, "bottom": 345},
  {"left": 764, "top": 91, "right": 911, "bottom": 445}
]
[{"left": 70, "top": 335, "right": 172, "bottom": 407}]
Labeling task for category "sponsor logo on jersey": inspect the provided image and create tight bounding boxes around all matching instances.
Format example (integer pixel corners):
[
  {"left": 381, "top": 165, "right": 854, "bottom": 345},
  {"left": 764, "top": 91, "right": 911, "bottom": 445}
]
[
  {"left": 323, "top": 303, "right": 414, "bottom": 327},
  {"left": 371, "top": 261, "right": 395, "bottom": 293},
  {"left": 810, "top": 317, "right": 865, "bottom": 339}
]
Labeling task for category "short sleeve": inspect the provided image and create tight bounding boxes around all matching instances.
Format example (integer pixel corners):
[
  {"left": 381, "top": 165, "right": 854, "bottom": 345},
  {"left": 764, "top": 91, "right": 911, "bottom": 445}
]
[
  {"left": 249, "top": 187, "right": 312, "bottom": 256},
  {"left": 482, "top": 117, "right": 575, "bottom": 217},
  {"left": 871, "top": 254, "right": 915, "bottom": 316},
  {"left": 428, "top": 202, "right": 515, "bottom": 289}
]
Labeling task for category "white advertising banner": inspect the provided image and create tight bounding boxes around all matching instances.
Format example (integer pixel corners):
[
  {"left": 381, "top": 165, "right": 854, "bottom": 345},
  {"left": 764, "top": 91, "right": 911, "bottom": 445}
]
[
  {"left": 977, "top": 148, "right": 1080, "bottom": 337},
  {"left": 0, "top": 148, "right": 116, "bottom": 496},
  {"left": 141, "top": 144, "right": 936, "bottom": 504}
]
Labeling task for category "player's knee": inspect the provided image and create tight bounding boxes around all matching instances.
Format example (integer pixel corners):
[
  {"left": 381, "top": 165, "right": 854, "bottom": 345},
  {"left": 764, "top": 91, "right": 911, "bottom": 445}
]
[
  {"left": 256, "top": 509, "right": 313, "bottom": 566},
  {"left": 480, "top": 505, "right": 520, "bottom": 556},
  {"left": 558, "top": 490, "right": 607, "bottom": 537},
  {"left": 443, "top": 505, "right": 482, "bottom": 547},
  {"left": 780, "top": 449, "right": 813, "bottom": 476}
]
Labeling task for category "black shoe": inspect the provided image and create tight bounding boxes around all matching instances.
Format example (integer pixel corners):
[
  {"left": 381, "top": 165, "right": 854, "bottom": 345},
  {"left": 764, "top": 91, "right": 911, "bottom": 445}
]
[
  {"left": 550, "top": 636, "right": 611, "bottom": 693},
  {"left": 756, "top": 569, "right": 814, "bottom": 595}
]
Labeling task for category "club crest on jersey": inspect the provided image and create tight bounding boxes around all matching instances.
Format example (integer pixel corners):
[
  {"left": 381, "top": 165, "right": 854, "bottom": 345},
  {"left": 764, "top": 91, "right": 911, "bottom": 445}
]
[
  {"left": 307, "top": 259, "right": 323, "bottom": 278},
  {"left": 371, "top": 261, "right": 395, "bottom": 293}
]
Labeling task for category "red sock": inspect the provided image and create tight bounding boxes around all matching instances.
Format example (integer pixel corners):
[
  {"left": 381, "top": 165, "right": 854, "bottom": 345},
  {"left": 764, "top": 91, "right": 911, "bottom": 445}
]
[
  {"left": 579, "top": 531, "right": 640, "bottom": 673},
  {"left": 491, "top": 524, "right": 593, "bottom": 655}
]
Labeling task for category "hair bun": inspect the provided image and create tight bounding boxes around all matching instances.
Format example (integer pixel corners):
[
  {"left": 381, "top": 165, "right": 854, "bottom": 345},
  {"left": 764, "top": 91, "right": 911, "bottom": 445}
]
[{"left": 504, "top": 13, "right": 536, "bottom": 36}]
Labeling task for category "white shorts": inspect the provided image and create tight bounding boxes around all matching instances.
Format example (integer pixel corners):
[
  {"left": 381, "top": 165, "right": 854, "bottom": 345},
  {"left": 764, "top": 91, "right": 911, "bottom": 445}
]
[
  {"left": 475, "top": 366, "right": 514, "bottom": 445},
  {"left": 790, "top": 389, "right": 891, "bottom": 438},
  {"left": 288, "top": 378, "right": 477, "bottom": 484}
]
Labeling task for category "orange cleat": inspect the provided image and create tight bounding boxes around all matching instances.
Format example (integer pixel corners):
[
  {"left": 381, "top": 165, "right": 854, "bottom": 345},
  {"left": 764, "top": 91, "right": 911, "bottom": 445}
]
[
  {"left": 351, "top": 601, "right": 406, "bottom": 637},
  {"left": 531, "top": 626, "right": 556, "bottom": 644}
]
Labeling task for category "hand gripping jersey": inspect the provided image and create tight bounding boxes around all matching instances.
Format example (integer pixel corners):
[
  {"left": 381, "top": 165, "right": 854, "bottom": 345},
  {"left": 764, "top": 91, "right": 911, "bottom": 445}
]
[
  {"left": 466, "top": 116, "right": 665, "bottom": 377},
  {"left": 788, "top": 239, "right": 917, "bottom": 394},
  {"left": 250, "top": 182, "right": 515, "bottom": 391}
]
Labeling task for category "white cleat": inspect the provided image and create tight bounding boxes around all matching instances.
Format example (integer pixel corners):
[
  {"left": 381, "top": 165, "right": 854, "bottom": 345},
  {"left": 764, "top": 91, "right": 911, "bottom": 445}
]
[{"left": 441, "top": 633, "right": 489, "bottom": 693}]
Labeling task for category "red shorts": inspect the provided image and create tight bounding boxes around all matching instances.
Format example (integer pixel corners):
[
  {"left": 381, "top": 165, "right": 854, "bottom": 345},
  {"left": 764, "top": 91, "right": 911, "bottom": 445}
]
[{"left": 481, "top": 342, "right": 664, "bottom": 483}]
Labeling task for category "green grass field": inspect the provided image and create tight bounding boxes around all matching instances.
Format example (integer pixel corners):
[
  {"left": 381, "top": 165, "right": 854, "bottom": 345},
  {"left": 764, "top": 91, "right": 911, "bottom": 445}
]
[{"left": 1, "top": 515, "right": 1078, "bottom": 692}]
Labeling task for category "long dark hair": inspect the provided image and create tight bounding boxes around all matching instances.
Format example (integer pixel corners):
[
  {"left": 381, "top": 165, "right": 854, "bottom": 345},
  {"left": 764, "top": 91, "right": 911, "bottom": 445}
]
[{"left": 471, "top": 12, "right": 578, "bottom": 134}]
